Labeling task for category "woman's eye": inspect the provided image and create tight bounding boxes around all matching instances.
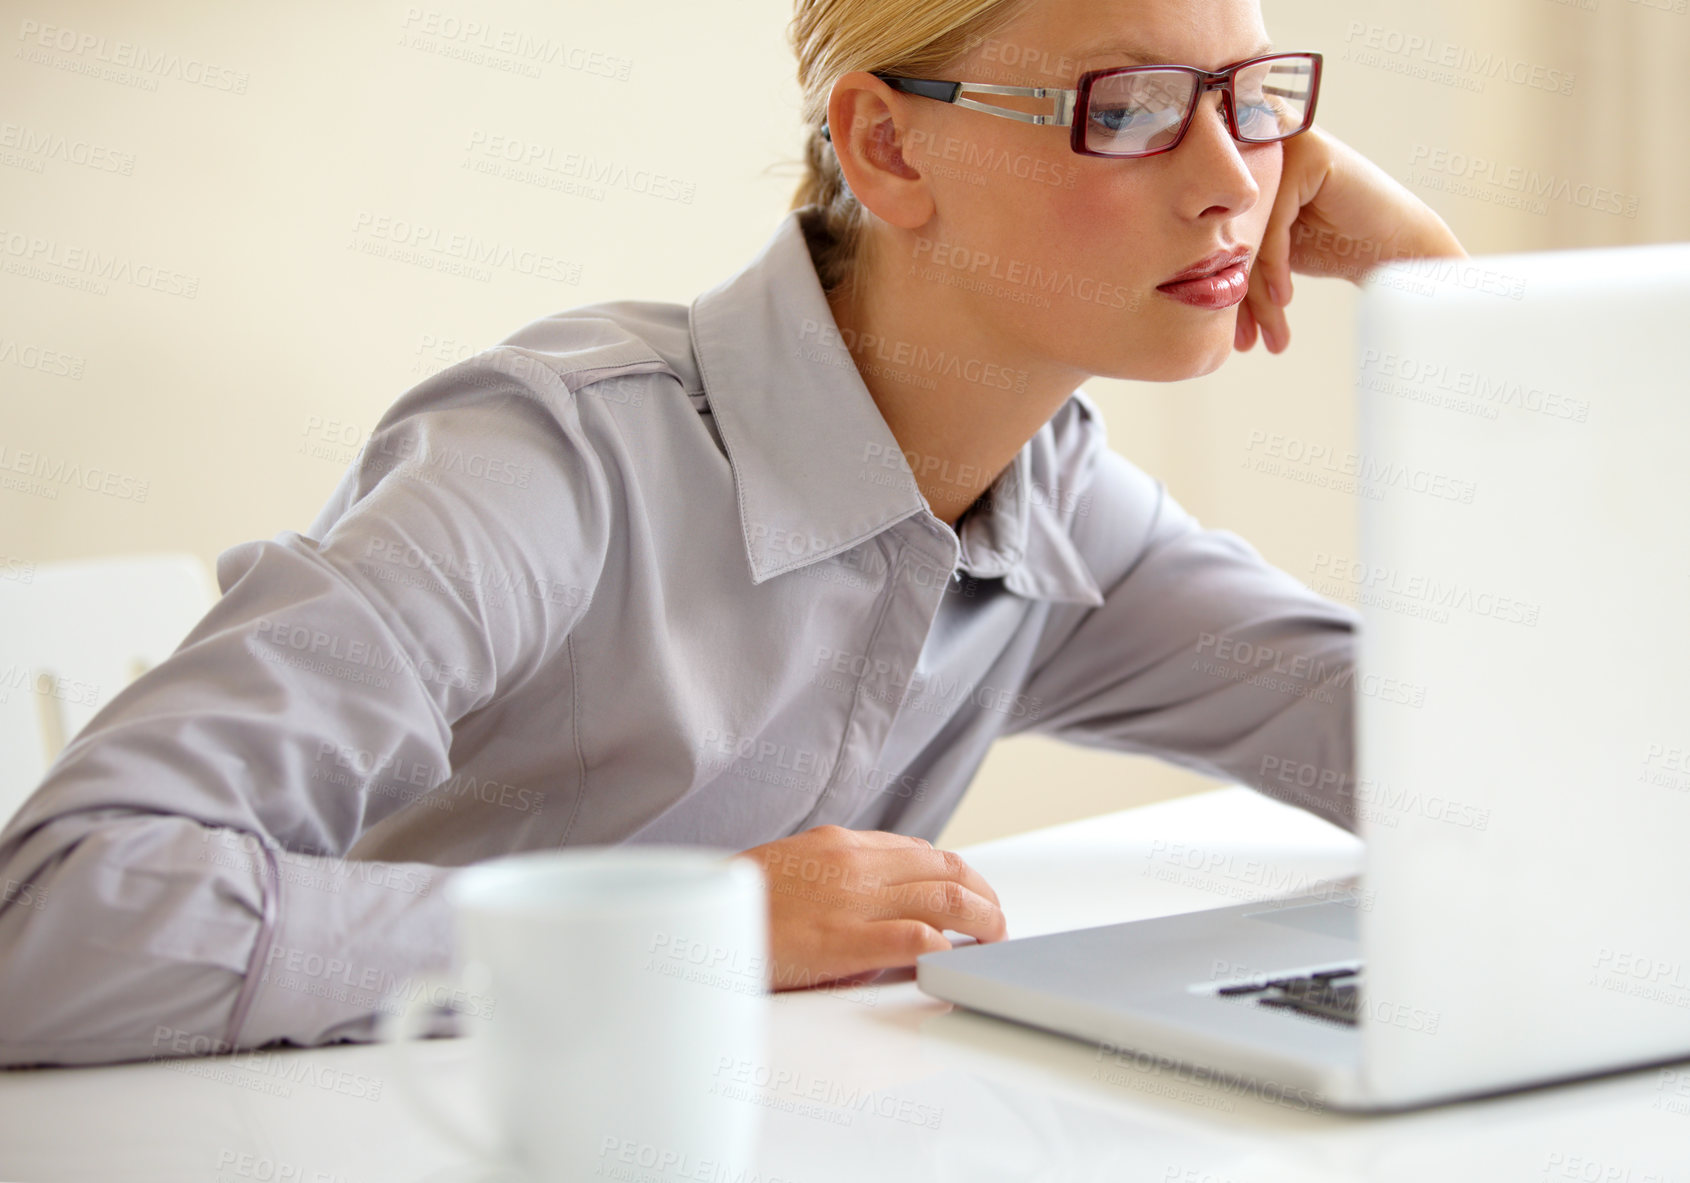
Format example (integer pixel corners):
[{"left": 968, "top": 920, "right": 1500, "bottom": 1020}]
[
  {"left": 1235, "top": 100, "right": 1278, "bottom": 135},
  {"left": 1089, "top": 105, "right": 1176, "bottom": 135},
  {"left": 1088, "top": 105, "right": 1142, "bottom": 133}
]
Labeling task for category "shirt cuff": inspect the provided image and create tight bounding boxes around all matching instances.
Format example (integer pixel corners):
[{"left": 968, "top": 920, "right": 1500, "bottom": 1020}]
[{"left": 230, "top": 849, "right": 461, "bottom": 1052}]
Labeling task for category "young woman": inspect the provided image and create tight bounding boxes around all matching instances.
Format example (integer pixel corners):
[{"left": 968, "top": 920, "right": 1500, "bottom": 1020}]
[{"left": 0, "top": 0, "right": 1463, "bottom": 1066}]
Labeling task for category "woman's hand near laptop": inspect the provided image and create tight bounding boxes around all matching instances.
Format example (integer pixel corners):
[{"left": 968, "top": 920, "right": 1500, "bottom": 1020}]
[
  {"left": 733, "top": 824, "right": 1007, "bottom": 991},
  {"left": 1237, "top": 124, "right": 1469, "bottom": 354}
]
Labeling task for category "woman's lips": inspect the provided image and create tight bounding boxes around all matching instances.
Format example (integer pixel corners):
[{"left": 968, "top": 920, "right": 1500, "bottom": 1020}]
[{"left": 1155, "top": 262, "right": 1251, "bottom": 310}]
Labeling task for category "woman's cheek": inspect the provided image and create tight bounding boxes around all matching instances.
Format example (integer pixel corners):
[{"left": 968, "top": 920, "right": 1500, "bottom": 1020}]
[
  {"left": 1249, "top": 142, "right": 1285, "bottom": 232},
  {"left": 1047, "top": 174, "right": 1159, "bottom": 277}
]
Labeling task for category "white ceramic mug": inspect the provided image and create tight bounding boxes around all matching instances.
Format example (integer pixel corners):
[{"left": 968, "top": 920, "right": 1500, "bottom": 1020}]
[{"left": 383, "top": 845, "right": 769, "bottom": 1182}]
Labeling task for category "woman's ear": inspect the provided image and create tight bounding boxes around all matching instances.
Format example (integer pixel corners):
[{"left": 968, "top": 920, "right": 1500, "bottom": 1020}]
[{"left": 825, "top": 71, "right": 934, "bottom": 230}]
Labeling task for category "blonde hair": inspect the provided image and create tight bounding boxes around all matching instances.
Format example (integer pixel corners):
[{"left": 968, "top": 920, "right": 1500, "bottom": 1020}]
[{"left": 788, "top": 0, "right": 1030, "bottom": 296}]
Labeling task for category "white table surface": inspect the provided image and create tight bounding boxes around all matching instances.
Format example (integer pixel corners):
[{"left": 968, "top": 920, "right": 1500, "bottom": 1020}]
[{"left": 3, "top": 786, "right": 1687, "bottom": 1183}]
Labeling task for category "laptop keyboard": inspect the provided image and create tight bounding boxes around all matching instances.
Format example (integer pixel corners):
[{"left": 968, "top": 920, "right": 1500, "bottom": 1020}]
[{"left": 1218, "top": 965, "right": 1362, "bottom": 1026}]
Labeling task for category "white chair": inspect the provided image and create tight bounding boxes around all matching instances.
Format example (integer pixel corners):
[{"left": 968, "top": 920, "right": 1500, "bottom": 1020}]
[{"left": 0, "top": 553, "right": 217, "bottom": 827}]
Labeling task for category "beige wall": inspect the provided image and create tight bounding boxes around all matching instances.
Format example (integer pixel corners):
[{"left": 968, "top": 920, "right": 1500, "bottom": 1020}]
[{"left": 2, "top": 0, "right": 1684, "bottom": 846}]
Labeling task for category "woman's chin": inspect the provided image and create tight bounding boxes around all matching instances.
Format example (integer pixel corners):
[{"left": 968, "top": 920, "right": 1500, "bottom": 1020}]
[{"left": 1090, "top": 331, "right": 1238, "bottom": 383}]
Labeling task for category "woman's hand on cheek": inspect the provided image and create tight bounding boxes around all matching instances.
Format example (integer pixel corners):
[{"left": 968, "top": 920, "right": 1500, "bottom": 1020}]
[{"left": 1236, "top": 124, "right": 1467, "bottom": 354}]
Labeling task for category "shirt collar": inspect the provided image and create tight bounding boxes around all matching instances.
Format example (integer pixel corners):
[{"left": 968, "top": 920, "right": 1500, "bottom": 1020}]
[{"left": 688, "top": 207, "right": 1104, "bottom": 608}]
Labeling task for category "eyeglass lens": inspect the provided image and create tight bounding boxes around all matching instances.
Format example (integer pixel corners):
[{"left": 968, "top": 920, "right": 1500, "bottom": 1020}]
[{"left": 1083, "top": 55, "right": 1316, "bottom": 156}]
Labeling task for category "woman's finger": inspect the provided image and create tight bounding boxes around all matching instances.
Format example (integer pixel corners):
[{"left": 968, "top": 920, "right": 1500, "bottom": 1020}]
[
  {"left": 861, "top": 842, "right": 1002, "bottom": 908},
  {"left": 1251, "top": 129, "right": 1334, "bottom": 352},
  {"left": 1234, "top": 298, "right": 1259, "bottom": 351},
  {"left": 876, "top": 878, "right": 1008, "bottom": 943},
  {"left": 854, "top": 920, "right": 955, "bottom": 970},
  {"left": 1256, "top": 286, "right": 1291, "bottom": 353}
]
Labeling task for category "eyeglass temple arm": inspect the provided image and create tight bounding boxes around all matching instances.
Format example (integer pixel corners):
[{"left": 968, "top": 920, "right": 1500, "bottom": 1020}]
[{"left": 875, "top": 75, "right": 1077, "bottom": 128}]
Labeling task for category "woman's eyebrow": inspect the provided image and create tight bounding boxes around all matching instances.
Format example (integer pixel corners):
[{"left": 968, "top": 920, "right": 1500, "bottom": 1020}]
[{"left": 1072, "top": 39, "right": 1275, "bottom": 67}]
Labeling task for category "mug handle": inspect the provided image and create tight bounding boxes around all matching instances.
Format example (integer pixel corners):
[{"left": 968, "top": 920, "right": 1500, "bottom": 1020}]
[{"left": 376, "top": 969, "right": 503, "bottom": 1165}]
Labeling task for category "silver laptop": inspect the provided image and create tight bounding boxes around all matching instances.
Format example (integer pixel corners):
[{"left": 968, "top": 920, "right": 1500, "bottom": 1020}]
[{"left": 917, "top": 241, "right": 1690, "bottom": 1112}]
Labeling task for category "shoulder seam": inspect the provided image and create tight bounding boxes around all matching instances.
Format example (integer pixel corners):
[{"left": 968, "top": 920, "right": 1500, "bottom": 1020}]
[{"left": 479, "top": 341, "right": 680, "bottom": 398}]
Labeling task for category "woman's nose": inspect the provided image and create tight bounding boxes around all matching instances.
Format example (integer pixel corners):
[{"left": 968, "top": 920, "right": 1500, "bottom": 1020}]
[{"left": 1174, "top": 93, "right": 1263, "bottom": 219}]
